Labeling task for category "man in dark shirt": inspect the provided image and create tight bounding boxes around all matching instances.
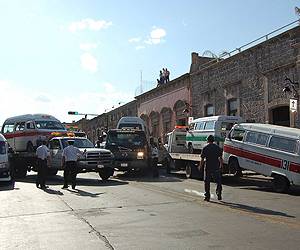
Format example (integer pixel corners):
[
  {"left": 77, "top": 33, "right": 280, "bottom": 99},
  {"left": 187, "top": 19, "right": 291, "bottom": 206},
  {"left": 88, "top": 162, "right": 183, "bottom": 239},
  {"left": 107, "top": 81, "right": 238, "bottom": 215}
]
[{"left": 199, "top": 135, "right": 223, "bottom": 201}]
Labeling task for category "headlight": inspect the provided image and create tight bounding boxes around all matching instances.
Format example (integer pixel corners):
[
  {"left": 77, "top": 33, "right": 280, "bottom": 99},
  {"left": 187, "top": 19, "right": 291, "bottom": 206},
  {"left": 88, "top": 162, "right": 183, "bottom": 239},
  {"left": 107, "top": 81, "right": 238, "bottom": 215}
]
[
  {"left": 0, "top": 162, "right": 8, "bottom": 169},
  {"left": 137, "top": 151, "right": 144, "bottom": 159}
]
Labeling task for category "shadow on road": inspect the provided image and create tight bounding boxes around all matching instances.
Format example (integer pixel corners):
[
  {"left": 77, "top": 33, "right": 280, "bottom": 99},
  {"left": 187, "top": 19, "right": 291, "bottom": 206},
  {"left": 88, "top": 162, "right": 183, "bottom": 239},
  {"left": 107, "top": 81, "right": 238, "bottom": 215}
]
[
  {"left": 67, "top": 188, "right": 104, "bottom": 197},
  {"left": 114, "top": 169, "right": 184, "bottom": 183},
  {"left": 213, "top": 200, "right": 295, "bottom": 218},
  {"left": 42, "top": 187, "right": 64, "bottom": 195},
  {"left": 15, "top": 173, "right": 129, "bottom": 188},
  {"left": 0, "top": 181, "right": 19, "bottom": 191}
]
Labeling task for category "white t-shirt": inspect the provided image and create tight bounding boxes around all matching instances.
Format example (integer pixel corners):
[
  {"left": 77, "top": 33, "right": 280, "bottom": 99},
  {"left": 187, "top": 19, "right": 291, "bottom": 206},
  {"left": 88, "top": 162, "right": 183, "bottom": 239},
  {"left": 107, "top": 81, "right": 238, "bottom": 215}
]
[
  {"left": 62, "top": 145, "right": 82, "bottom": 162},
  {"left": 36, "top": 145, "right": 50, "bottom": 160}
]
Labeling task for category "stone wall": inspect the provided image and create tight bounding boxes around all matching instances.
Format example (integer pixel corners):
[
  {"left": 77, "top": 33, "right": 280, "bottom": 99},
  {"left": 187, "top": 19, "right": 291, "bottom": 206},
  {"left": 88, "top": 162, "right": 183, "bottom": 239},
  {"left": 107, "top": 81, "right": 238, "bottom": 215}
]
[{"left": 190, "top": 26, "right": 300, "bottom": 127}]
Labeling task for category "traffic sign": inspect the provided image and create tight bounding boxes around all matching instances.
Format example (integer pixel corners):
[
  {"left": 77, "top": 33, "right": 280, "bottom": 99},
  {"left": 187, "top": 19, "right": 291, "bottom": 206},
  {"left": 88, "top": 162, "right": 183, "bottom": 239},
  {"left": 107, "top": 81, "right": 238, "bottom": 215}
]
[
  {"left": 290, "top": 99, "right": 297, "bottom": 112},
  {"left": 188, "top": 117, "right": 194, "bottom": 125}
]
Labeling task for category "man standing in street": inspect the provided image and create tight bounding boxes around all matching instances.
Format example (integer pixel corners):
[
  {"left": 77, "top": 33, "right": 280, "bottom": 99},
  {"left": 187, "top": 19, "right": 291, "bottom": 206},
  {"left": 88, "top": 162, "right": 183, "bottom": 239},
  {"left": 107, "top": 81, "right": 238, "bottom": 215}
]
[
  {"left": 36, "top": 140, "right": 50, "bottom": 189},
  {"left": 150, "top": 137, "right": 159, "bottom": 178},
  {"left": 199, "top": 135, "right": 223, "bottom": 201},
  {"left": 61, "top": 140, "right": 83, "bottom": 190}
]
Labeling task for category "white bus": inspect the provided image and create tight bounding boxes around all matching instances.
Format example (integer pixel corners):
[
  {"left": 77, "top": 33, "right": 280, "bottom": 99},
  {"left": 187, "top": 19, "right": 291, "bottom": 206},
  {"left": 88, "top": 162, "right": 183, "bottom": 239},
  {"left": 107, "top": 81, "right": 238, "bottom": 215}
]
[
  {"left": 223, "top": 123, "right": 300, "bottom": 192},
  {"left": 1, "top": 114, "right": 66, "bottom": 152},
  {"left": 186, "top": 115, "right": 243, "bottom": 153}
]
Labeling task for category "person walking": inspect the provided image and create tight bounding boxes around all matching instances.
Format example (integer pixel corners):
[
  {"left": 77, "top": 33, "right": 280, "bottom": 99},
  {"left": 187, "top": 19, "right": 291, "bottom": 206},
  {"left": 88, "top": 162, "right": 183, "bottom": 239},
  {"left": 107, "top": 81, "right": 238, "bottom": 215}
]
[
  {"left": 199, "top": 135, "right": 223, "bottom": 201},
  {"left": 150, "top": 138, "right": 159, "bottom": 178},
  {"left": 36, "top": 140, "right": 50, "bottom": 189},
  {"left": 61, "top": 140, "right": 83, "bottom": 189}
]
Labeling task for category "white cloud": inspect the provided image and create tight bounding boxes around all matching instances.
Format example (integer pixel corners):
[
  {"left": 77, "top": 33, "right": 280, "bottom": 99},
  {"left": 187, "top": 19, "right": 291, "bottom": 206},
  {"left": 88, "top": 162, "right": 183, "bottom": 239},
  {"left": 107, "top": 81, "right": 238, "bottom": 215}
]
[
  {"left": 35, "top": 94, "right": 51, "bottom": 103},
  {"left": 79, "top": 43, "right": 98, "bottom": 51},
  {"left": 68, "top": 19, "right": 112, "bottom": 32},
  {"left": 0, "top": 80, "right": 133, "bottom": 126},
  {"left": 80, "top": 53, "right": 98, "bottom": 73},
  {"left": 128, "top": 37, "right": 141, "bottom": 43},
  {"left": 145, "top": 27, "right": 166, "bottom": 45},
  {"left": 135, "top": 45, "right": 145, "bottom": 50}
]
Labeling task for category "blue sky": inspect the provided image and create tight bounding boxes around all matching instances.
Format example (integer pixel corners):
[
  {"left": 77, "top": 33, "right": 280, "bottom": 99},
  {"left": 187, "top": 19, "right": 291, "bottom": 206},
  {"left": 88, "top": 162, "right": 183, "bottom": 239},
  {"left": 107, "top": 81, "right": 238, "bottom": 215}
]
[{"left": 0, "top": 0, "right": 299, "bottom": 125}]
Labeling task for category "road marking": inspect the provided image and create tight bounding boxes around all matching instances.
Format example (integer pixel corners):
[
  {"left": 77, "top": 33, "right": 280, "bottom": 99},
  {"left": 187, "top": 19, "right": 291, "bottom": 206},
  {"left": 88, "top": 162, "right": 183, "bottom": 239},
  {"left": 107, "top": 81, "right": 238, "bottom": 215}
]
[{"left": 184, "top": 188, "right": 216, "bottom": 199}]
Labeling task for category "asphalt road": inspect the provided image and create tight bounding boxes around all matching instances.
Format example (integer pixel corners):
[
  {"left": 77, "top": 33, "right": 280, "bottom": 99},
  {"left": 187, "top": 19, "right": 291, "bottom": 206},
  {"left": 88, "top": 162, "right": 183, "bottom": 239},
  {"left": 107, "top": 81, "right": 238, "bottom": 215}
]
[{"left": 0, "top": 169, "right": 299, "bottom": 250}]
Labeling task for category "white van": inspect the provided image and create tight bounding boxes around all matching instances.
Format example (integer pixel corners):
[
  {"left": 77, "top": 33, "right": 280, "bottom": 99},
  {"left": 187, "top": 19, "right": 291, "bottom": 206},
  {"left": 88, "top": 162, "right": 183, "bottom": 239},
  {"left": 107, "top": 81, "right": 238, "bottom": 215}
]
[
  {"left": 1, "top": 114, "right": 66, "bottom": 152},
  {"left": 117, "top": 116, "right": 147, "bottom": 131},
  {"left": 0, "top": 133, "right": 11, "bottom": 181},
  {"left": 186, "top": 115, "right": 243, "bottom": 153},
  {"left": 223, "top": 123, "right": 300, "bottom": 192}
]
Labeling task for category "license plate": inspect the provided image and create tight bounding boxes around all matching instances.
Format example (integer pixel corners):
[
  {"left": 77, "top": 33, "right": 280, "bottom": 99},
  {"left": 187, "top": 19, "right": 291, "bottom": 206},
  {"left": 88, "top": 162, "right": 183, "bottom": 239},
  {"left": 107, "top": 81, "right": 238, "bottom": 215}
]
[
  {"left": 121, "top": 163, "right": 128, "bottom": 167},
  {"left": 97, "top": 164, "right": 104, "bottom": 169}
]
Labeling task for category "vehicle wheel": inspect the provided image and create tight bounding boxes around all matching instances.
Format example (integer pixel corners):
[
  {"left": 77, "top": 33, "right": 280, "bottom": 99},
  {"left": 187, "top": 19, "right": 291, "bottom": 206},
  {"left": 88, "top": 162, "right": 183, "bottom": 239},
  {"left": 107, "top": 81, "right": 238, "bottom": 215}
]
[
  {"left": 99, "top": 168, "right": 113, "bottom": 181},
  {"left": 272, "top": 175, "right": 289, "bottom": 193},
  {"left": 26, "top": 142, "right": 35, "bottom": 153},
  {"left": 188, "top": 143, "right": 194, "bottom": 154},
  {"left": 185, "top": 162, "right": 198, "bottom": 179},
  {"left": 48, "top": 169, "right": 58, "bottom": 176},
  {"left": 228, "top": 158, "right": 242, "bottom": 177},
  {"left": 15, "top": 166, "right": 27, "bottom": 178}
]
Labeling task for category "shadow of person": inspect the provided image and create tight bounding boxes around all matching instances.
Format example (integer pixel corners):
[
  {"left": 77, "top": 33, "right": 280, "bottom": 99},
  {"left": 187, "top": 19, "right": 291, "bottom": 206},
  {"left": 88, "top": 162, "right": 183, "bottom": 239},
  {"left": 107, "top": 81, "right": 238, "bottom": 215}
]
[
  {"left": 42, "top": 187, "right": 64, "bottom": 195},
  {"left": 67, "top": 188, "right": 104, "bottom": 198},
  {"left": 214, "top": 201, "right": 295, "bottom": 218},
  {"left": 0, "top": 180, "right": 18, "bottom": 191}
]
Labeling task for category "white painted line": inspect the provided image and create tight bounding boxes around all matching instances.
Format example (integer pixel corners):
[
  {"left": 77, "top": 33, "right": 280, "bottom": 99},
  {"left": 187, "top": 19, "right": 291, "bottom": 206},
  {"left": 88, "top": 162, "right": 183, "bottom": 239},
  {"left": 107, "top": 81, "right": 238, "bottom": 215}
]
[{"left": 184, "top": 188, "right": 216, "bottom": 199}]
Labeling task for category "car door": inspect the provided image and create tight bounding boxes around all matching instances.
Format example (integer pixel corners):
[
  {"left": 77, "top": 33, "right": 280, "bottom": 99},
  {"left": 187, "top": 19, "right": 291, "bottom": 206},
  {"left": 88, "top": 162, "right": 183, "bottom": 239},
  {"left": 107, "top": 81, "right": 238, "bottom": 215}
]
[{"left": 49, "top": 139, "right": 63, "bottom": 169}]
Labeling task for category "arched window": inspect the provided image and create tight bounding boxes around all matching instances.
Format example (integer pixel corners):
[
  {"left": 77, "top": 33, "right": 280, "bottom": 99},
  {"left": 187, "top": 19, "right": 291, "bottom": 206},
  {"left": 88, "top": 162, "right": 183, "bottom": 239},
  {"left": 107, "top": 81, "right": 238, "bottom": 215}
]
[
  {"left": 174, "top": 100, "right": 187, "bottom": 126},
  {"left": 205, "top": 104, "right": 214, "bottom": 117},
  {"left": 161, "top": 107, "right": 172, "bottom": 136},
  {"left": 228, "top": 98, "right": 238, "bottom": 116},
  {"left": 149, "top": 111, "right": 160, "bottom": 138}
]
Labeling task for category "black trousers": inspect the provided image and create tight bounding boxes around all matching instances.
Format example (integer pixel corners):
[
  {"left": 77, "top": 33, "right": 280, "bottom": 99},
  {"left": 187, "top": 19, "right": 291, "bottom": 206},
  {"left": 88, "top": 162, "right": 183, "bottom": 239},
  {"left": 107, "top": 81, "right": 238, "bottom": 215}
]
[
  {"left": 204, "top": 169, "right": 222, "bottom": 198},
  {"left": 151, "top": 157, "right": 159, "bottom": 177},
  {"left": 64, "top": 161, "right": 77, "bottom": 187},
  {"left": 36, "top": 159, "right": 47, "bottom": 188}
]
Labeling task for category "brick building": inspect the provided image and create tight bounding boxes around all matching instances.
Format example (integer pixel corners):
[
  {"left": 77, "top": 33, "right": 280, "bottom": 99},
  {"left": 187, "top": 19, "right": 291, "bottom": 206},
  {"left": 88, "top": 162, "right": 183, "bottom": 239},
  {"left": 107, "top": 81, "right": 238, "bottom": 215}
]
[
  {"left": 190, "top": 26, "right": 300, "bottom": 127},
  {"left": 136, "top": 73, "right": 191, "bottom": 142}
]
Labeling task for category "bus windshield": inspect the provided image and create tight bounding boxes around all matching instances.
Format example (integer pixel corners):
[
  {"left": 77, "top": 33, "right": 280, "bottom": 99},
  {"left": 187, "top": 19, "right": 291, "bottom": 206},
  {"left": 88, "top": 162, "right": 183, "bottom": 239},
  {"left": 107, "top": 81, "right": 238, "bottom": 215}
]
[
  {"left": 35, "top": 120, "right": 65, "bottom": 130},
  {"left": 107, "top": 131, "right": 146, "bottom": 148}
]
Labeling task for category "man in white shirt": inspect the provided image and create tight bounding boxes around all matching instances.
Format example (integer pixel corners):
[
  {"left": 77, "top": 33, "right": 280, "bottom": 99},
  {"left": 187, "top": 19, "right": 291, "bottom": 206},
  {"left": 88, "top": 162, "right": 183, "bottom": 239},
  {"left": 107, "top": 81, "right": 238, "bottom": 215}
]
[
  {"left": 36, "top": 140, "right": 50, "bottom": 189},
  {"left": 61, "top": 140, "right": 83, "bottom": 189}
]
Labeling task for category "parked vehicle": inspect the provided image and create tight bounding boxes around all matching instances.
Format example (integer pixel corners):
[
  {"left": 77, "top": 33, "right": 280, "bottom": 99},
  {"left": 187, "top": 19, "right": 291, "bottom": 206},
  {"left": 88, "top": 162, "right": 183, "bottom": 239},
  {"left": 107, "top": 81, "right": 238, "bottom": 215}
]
[
  {"left": 186, "top": 115, "right": 243, "bottom": 153},
  {"left": 2, "top": 114, "right": 67, "bottom": 177},
  {"left": 105, "top": 128, "right": 150, "bottom": 172},
  {"left": 48, "top": 135, "right": 114, "bottom": 180},
  {"left": 0, "top": 133, "right": 11, "bottom": 182},
  {"left": 1, "top": 114, "right": 66, "bottom": 152},
  {"left": 223, "top": 123, "right": 300, "bottom": 192}
]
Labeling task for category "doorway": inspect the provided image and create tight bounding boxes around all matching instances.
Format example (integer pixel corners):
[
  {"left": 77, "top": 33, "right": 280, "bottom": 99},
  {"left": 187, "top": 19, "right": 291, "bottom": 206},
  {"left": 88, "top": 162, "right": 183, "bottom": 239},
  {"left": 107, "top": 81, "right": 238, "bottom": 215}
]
[{"left": 271, "top": 106, "right": 290, "bottom": 127}]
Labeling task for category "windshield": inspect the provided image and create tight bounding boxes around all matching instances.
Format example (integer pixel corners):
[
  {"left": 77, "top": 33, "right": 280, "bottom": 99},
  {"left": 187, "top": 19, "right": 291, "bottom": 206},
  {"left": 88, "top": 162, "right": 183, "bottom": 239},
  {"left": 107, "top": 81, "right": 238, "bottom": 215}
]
[
  {"left": 35, "top": 120, "right": 65, "bottom": 130},
  {"left": 106, "top": 131, "right": 146, "bottom": 147},
  {"left": 61, "top": 138, "right": 94, "bottom": 148},
  {"left": 0, "top": 141, "right": 6, "bottom": 155}
]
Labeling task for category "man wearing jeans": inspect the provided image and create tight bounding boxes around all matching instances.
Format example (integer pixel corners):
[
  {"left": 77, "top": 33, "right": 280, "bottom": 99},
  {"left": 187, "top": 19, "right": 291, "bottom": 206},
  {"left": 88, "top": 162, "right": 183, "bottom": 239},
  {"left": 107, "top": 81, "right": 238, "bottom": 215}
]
[{"left": 199, "top": 135, "right": 223, "bottom": 201}]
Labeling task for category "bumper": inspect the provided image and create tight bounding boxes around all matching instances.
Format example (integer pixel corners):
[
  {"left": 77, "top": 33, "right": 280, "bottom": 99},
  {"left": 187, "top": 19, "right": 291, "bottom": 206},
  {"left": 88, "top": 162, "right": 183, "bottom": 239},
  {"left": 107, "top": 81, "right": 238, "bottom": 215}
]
[
  {"left": 77, "top": 161, "right": 114, "bottom": 173},
  {"left": 0, "top": 168, "right": 11, "bottom": 182},
  {"left": 113, "top": 159, "right": 149, "bottom": 171}
]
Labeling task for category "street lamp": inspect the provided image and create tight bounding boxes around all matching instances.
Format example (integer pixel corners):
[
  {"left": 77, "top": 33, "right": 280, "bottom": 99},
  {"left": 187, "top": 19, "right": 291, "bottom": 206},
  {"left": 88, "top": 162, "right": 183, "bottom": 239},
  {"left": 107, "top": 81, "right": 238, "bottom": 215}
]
[
  {"left": 283, "top": 77, "right": 299, "bottom": 127},
  {"left": 282, "top": 77, "right": 299, "bottom": 98}
]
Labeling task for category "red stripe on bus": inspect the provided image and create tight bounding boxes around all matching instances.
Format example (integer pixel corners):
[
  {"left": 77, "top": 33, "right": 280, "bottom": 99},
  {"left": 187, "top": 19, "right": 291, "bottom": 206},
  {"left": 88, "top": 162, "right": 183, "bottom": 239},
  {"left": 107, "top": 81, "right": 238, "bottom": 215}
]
[
  {"left": 4, "top": 131, "right": 51, "bottom": 139},
  {"left": 223, "top": 144, "right": 300, "bottom": 174}
]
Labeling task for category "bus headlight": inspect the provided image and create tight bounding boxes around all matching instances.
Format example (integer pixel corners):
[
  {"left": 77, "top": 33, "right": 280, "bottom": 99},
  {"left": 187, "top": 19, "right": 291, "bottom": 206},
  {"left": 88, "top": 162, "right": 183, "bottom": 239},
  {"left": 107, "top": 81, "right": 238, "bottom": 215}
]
[{"left": 137, "top": 151, "right": 144, "bottom": 159}]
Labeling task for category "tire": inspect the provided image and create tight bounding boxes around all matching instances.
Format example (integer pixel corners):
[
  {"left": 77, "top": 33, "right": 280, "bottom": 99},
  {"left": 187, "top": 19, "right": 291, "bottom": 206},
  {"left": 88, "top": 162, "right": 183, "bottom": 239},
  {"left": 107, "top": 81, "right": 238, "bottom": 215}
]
[
  {"left": 228, "top": 158, "right": 242, "bottom": 177},
  {"left": 99, "top": 168, "right": 113, "bottom": 181},
  {"left": 185, "top": 162, "right": 198, "bottom": 179},
  {"left": 48, "top": 169, "right": 58, "bottom": 176},
  {"left": 188, "top": 143, "right": 194, "bottom": 154},
  {"left": 272, "top": 175, "right": 289, "bottom": 193},
  {"left": 26, "top": 142, "right": 35, "bottom": 153}
]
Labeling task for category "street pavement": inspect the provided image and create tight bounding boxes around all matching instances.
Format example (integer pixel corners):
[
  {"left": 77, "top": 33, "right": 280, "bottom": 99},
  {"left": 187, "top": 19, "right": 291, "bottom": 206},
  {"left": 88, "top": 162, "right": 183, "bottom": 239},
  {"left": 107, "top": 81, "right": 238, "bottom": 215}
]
[{"left": 0, "top": 169, "right": 299, "bottom": 250}]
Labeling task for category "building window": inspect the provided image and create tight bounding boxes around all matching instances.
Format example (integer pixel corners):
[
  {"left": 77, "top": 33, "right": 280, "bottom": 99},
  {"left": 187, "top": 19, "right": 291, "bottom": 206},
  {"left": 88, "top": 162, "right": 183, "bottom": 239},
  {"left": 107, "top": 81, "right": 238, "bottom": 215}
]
[
  {"left": 228, "top": 99, "right": 238, "bottom": 116},
  {"left": 205, "top": 104, "right": 214, "bottom": 117}
]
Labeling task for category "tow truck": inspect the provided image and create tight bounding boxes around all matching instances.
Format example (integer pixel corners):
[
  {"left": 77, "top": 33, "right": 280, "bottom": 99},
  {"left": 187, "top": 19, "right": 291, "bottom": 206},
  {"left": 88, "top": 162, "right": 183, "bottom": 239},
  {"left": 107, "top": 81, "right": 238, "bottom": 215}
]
[
  {"left": 163, "top": 126, "right": 239, "bottom": 179},
  {"left": 9, "top": 132, "right": 114, "bottom": 180}
]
